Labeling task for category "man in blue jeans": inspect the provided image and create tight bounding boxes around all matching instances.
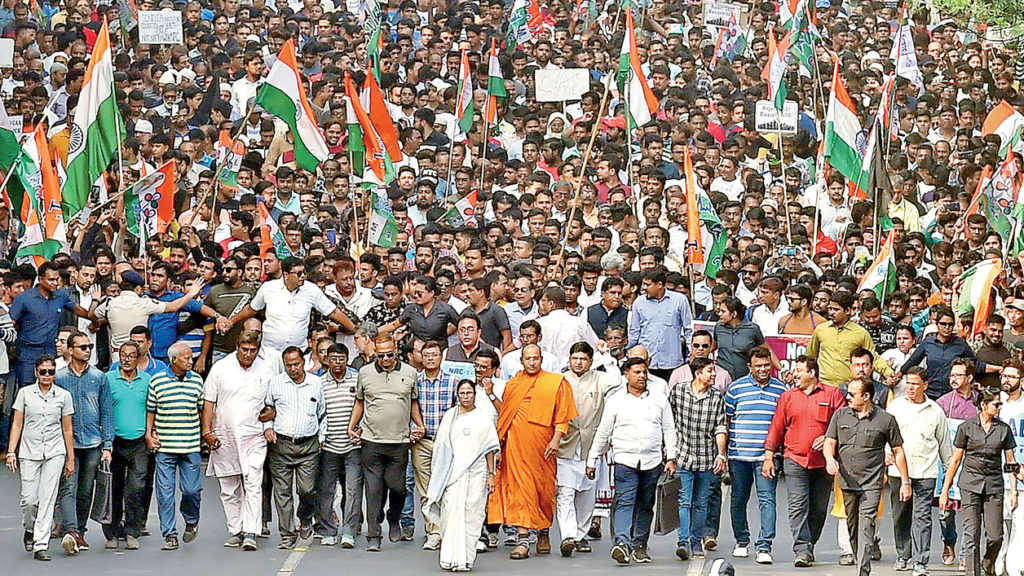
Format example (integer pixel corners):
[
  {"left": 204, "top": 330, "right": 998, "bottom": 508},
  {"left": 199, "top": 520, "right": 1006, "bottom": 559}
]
[
  {"left": 145, "top": 342, "right": 205, "bottom": 551},
  {"left": 587, "top": 358, "right": 677, "bottom": 564},
  {"left": 669, "top": 357, "right": 728, "bottom": 560},
  {"left": 724, "top": 349, "right": 788, "bottom": 564}
]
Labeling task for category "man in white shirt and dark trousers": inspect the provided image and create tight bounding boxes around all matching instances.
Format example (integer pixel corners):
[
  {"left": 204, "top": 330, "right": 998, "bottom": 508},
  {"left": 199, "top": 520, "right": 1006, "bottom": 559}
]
[
  {"left": 263, "top": 346, "right": 326, "bottom": 550},
  {"left": 587, "top": 357, "right": 677, "bottom": 565},
  {"left": 314, "top": 343, "right": 362, "bottom": 548}
]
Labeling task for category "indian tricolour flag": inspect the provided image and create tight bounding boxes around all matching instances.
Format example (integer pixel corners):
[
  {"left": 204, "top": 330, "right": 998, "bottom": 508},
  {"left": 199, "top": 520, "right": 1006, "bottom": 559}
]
[
  {"left": 823, "top": 59, "right": 869, "bottom": 186},
  {"left": 618, "top": 9, "right": 659, "bottom": 128},
  {"left": 257, "top": 202, "right": 286, "bottom": 258},
  {"left": 955, "top": 258, "right": 1003, "bottom": 336},
  {"left": 856, "top": 230, "right": 896, "bottom": 301},
  {"left": 484, "top": 38, "right": 507, "bottom": 124},
  {"left": 15, "top": 125, "right": 66, "bottom": 264},
  {"left": 982, "top": 100, "right": 1024, "bottom": 158},
  {"left": 455, "top": 50, "right": 474, "bottom": 134},
  {"left": 361, "top": 68, "right": 402, "bottom": 163},
  {"left": 760, "top": 29, "right": 790, "bottom": 111},
  {"left": 255, "top": 38, "right": 330, "bottom": 173},
  {"left": 344, "top": 71, "right": 392, "bottom": 185},
  {"left": 63, "top": 17, "right": 124, "bottom": 220}
]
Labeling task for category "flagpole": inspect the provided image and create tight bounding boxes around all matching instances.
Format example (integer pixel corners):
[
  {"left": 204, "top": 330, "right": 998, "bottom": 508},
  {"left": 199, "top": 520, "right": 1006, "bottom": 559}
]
[
  {"left": 774, "top": 117, "right": 792, "bottom": 245},
  {"left": 442, "top": 129, "right": 456, "bottom": 209},
  {"left": 625, "top": 62, "right": 638, "bottom": 222},
  {"left": 184, "top": 97, "right": 255, "bottom": 229},
  {"left": 477, "top": 112, "right": 489, "bottom": 195}
]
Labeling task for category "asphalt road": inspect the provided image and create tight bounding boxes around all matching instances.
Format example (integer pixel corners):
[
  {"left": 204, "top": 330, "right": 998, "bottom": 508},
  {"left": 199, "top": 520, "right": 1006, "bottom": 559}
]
[{"left": 0, "top": 467, "right": 968, "bottom": 576}]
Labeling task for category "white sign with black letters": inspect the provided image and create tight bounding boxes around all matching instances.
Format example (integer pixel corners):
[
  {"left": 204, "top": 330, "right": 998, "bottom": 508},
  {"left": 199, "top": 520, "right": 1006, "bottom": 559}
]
[
  {"left": 703, "top": 2, "right": 742, "bottom": 28},
  {"left": 755, "top": 100, "right": 799, "bottom": 134},
  {"left": 138, "top": 10, "right": 184, "bottom": 45},
  {"left": 535, "top": 69, "right": 590, "bottom": 102}
]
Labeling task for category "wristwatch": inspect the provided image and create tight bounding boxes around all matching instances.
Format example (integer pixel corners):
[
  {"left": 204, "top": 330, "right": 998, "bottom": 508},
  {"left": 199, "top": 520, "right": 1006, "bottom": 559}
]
[{"left": 488, "top": 393, "right": 498, "bottom": 401}]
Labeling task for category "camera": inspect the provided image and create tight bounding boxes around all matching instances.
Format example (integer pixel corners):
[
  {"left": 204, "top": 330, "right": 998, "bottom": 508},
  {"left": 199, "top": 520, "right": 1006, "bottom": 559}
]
[{"left": 1004, "top": 462, "right": 1021, "bottom": 473}]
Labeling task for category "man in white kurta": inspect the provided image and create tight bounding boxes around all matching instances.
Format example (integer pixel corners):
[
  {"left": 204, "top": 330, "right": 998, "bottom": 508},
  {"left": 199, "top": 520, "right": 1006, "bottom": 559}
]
[
  {"left": 556, "top": 343, "right": 621, "bottom": 556},
  {"left": 201, "top": 333, "right": 274, "bottom": 550}
]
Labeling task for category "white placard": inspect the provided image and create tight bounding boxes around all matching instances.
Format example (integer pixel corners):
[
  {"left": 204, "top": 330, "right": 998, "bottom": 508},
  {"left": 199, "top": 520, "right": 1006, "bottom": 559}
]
[
  {"left": 138, "top": 10, "right": 184, "bottom": 45},
  {"left": 441, "top": 361, "right": 476, "bottom": 383},
  {"left": 755, "top": 100, "right": 799, "bottom": 134},
  {"left": 703, "top": 2, "right": 742, "bottom": 28},
  {"left": 8, "top": 114, "right": 23, "bottom": 133},
  {"left": 0, "top": 38, "right": 13, "bottom": 68},
  {"left": 535, "top": 68, "right": 590, "bottom": 102}
]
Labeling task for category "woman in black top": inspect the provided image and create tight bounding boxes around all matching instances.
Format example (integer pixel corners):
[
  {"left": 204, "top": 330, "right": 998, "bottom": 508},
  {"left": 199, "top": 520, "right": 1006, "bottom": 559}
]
[{"left": 940, "top": 389, "right": 1022, "bottom": 576}]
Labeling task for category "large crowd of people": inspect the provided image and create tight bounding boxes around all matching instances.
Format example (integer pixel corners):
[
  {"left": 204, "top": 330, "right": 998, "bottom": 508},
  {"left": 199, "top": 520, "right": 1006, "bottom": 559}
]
[{"left": 0, "top": 0, "right": 1023, "bottom": 574}]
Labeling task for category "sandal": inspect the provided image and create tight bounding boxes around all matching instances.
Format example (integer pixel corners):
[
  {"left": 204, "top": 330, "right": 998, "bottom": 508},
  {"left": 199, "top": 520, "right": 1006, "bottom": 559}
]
[{"left": 510, "top": 538, "right": 530, "bottom": 560}]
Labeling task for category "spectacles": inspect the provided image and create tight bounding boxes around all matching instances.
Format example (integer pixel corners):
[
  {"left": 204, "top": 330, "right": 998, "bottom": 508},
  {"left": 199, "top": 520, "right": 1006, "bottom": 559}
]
[
  {"left": 937, "top": 321, "right": 955, "bottom": 328},
  {"left": 377, "top": 352, "right": 396, "bottom": 358},
  {"left": 513, "top": 286, "right": 532, "bottom": 293},
  {"left": 120, "top": 353, "right": 139, "bottom": 360},
  {"left": 288, "top": 269, "right": 307, "bottom": 277},
  {"left": 37, "top": 369, "right": 55, "bottom": 376},
  {"left": 73, "top": 344, "right": 94, "bottom": 350},
  {"left": 992, "top": 402, "right": 1004, "bottom": 408},
  {"left": 741, "top": 269, "right": 760, "bottom": 275}
]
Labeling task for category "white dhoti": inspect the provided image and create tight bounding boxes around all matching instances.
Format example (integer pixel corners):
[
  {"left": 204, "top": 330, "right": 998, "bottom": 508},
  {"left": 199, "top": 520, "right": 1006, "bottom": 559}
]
[{"left": 556, "top": 454, "right": 597, "bottom": 541}]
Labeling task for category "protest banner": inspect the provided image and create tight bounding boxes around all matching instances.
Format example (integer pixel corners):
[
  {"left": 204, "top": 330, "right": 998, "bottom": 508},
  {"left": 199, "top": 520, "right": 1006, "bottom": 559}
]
[
  {"left": 703, "top": 2, "right": 742, "bottom": 28},
  {"left": 535, "top": 68, "right": 590, "bottom": 102},
  {"left": 138, "top": 10, "right": 184, "bottom": 44},
  {"left": 755, "top": 100, "right": 799, "bottom": 134}
]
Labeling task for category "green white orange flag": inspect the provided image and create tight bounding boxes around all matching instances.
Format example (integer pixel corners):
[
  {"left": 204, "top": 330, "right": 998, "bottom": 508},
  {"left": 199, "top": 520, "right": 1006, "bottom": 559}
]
[
  {"left": 361, "top": 67, "right": 402, "bottom": 163},
  {"left": 124, "top": 159, "right": 176, "bottom": 239},
  {"left": 345, "top": 94, "right": 365, "bottom": 183},
  {"left": 823, "top": 59, "right": 869, "bottom": 186},
  {"left": 761, "top": 29, "right": 790, "bottom": 111},
  {"left": 683, "top": 147, "right": 727, "bottom": 278},
  {"left": 455, "top": 50, "right": 475, "bottom": 134},
  {"left": 217, "top": 130, "right": 245, "bottom": 192},
  {"left": 63, "top": 17, "right": 125, "bottom": 220},
  {"left": 485, "top": 38, "right": 507, "bottom": 124},
  {"left": 982, "top": 100, "right": 1024, "bottom": 158},
  {"left": 955, "top": 258, "right": 1003, "bottom": 336},
  {"left": 856, "top": 230, "right": 897, "bottom": 301},
  {"left": 255, "top": 38, "right": 330, "bottom": 173},
  {"left": 618, "top": 9, "right": 659, "bottom": 128},
  {"left": 16, "top": 126, "right": 66, "bottom": 264},
  {"left": 0, "top": 98, "right": 20, "bottom": 173},
  {"left": 257, "top": 201, "right": 285, "bottom": 258},
  {"left": 344, "top": 72, "right": 393, "bottom": 185}
]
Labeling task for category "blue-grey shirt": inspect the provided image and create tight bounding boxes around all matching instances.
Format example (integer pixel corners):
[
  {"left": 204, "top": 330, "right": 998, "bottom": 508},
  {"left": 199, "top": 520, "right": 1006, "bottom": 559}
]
[
  {"left": 56, "top": 364, "right": 114, "bottom": 450},
  {"left": 899, "top": 335, "right": 983, "bottom": 400},
  {"left": 627, "top": 289, "right": 693, "bottom": 370},
  {"left": 10, "top": 286, "right": 76, "bottom": 350}
]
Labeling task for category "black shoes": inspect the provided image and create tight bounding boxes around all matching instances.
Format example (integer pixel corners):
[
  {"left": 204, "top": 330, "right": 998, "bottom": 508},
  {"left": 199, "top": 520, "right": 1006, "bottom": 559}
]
[{"left": 183, "top": 523, "right": 199, "bottom": 544}]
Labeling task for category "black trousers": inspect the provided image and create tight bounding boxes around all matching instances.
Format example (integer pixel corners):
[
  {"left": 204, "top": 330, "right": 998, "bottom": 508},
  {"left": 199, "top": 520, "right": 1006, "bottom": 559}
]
[
  {"left": 102, "top": 437, "right": 149, "bottom": 540},
  {"left": 961, "top": 489, "right": 1004, "bottom": 576},
  {"left": 361, "top": 441, "right": 409, "bottom": 541}
]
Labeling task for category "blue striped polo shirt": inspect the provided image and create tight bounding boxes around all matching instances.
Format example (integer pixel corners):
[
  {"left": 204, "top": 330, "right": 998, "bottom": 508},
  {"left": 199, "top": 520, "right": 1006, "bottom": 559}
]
[{"left": 724, "top": 375, "right": 788, "bottom": 462}]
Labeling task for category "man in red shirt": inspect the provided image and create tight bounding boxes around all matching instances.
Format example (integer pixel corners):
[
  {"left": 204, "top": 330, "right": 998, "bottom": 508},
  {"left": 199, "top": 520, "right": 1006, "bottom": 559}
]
[{"left": 763, "top": 356, "right": 846, "bottom": 568}]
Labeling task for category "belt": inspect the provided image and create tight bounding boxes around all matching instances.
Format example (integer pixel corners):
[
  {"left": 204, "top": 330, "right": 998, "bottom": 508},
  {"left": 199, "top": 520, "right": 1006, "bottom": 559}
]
[{"left": 277, "top": 434, "right": 316, "bottom": 443}]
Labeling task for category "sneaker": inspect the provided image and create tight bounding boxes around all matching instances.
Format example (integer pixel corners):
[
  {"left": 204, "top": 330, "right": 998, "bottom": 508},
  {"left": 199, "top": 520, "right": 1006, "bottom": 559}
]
[
  {"left": 839, "top": 554, "right": 855, "bottom": 566},
  {"left": 340, "top": 535, "right": 355, "bottom": 549},
  {"left": 183, "top": 523, "right": 199, "bottom": 544},
  {"left": 692, "top": 543, "right": 706, "bottom": 558},
  {"left": 732, "top": 545, "right": 749, "bottom": 558},
  {"left": 278, "top": 538, "right": 296, "bottom": 550},
  {"left": 912, "top": 564, "right": 930, "bottom": 576},
  {"left": 476, "top": 540, "right": 487, "bottom": 552},
  {"left": 125, "top": 535, "right": 140, "bottom": 550},
  {"left": 504, "top": 533, "right": 518, "bottom": 546},
  {"left": 943, "top": 545, "right": 955, "bottom": 566},
  {"left": 62, "top": 533, "right": 79, "bottom": 556},
  {"left": 423, "top": 535, "right": 441, "bottom": 551},
  {"left": 388, "top": 523, "right": 402, "bottom": 542},
  {"left": 587, "top": 518, "right": 602, "bottom": 540},
  {"left": 611, "top": 542, "right": 631, "bottom": 565},
  {"left": 794, "top": 552, "right": 813, "bottom": 567},
  {"left": 224, "top": 534, "right": 243, "bottom": 548},
  {"left": 756, "top": 551, "right": 774, "bottom": 564},
  {"left": 299, "top": 523, "right": 313, "bottom": 540},
  {"left": 367, "top": 538, "right": 382, "bottom": 552},
  {"left": 894, "top": 559, "right": 910, "bottom": 571},
  {"left": 631, "top": 544, "right": 652, "bottom": 564},
  {"left": 75, "top": 533, "right": 89, "bottom": 551},
  {"left": 559, "top": 538, "right": 575, "bottom": 557},
  {"left": 321, "top": 535, "right": 337, "bottom": 546},
  {"left": 105, "top": 538, "right": 119, "bottom": 550},
  {"left": 703, "top": 536, "right": 718, "bottom": 551},
  {"left": 242, "top": 535, "right": 258, "bottom": 551},
  {"left": 675, "top": 544, "right": 690, "bottom": 561},
  {"left": 161, "top": 537, "right": 179, "bottom": 551},
  {"left": 486, "top": 533, "right": 498, "bottom": 548},
  {"left": 575, "top": 538, "right": 592, "bottom": 553},
  {"left": 401, "top": 526, "right": 415, "bottom": 542}
]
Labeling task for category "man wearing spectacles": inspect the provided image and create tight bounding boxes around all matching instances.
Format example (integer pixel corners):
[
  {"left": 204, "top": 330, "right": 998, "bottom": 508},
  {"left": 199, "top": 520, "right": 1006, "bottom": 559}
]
[
  {"left": 203, "top": 255, "right": 257, "bottom": 366},
  {"left": 54, "top": 330, "right": 113, "bottom": 553},
  {"left": 997, "top": 358, "right": 1024, "bottom": 576}
]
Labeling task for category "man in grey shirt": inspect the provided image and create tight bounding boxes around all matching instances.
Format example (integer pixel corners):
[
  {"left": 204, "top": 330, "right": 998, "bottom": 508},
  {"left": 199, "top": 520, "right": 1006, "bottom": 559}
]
[
  {"left": 825, "top": 378, "right": 912, "bottom": 576},
  {"left": 348, "top": 335, "right": 426, "bottom": 551}
]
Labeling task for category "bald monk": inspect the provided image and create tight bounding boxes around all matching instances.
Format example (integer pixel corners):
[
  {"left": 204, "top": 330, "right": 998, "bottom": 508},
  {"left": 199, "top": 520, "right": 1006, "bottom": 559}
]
[{"left": 488, "top": 344, "right": 578, "bottom": 559}]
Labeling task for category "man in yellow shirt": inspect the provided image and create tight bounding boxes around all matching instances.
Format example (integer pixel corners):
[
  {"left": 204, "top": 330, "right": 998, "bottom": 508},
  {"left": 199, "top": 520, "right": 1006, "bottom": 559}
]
[{"left": 807, "top": 292, "right": 893, "bottom": 387}]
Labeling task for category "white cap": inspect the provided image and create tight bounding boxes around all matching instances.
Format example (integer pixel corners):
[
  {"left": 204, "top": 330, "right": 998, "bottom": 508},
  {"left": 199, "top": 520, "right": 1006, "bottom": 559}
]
[{"left": 135, "top": 119, "right": 154, "bottom": 134}]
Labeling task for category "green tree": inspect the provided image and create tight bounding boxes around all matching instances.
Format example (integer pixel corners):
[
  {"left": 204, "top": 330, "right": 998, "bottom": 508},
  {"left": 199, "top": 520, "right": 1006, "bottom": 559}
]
[{"left": 928, "top": 0, "right": 1023, "bottom": 30}]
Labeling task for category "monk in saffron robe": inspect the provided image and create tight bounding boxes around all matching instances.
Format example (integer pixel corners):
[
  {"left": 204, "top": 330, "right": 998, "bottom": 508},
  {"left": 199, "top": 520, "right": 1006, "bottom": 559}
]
[{"left": 488, "top": 344, "right": 578, "bottom": 560}]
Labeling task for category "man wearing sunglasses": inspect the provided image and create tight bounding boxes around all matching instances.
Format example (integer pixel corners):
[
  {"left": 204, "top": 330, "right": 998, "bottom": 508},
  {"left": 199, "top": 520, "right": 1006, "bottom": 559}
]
[{"left": 54, "top": 331, "right": 113, "bottom": 553}]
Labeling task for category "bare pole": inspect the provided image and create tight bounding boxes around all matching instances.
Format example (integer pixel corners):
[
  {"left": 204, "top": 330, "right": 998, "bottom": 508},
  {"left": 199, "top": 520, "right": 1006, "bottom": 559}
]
[
  {"left": 442, "top": 126, "right": 457, "bottom": 209},
  {"left": 183, "top": 97, "right": 255, "bottom": 228}
]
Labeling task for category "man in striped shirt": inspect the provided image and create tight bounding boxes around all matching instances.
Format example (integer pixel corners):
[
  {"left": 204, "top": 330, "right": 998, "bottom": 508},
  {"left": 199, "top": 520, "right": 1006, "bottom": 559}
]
[
  {"left": 412, "top": 340, "right": 457, "bottom": 551},
  {"left": 314, "top": 343, "right": 361, "bottom": 548},
  {"left": 724, "top": 348, "right": 788, "bottom": 564},
  {"left": 145, "top": 341, "right": 205, "bottom": 551}
]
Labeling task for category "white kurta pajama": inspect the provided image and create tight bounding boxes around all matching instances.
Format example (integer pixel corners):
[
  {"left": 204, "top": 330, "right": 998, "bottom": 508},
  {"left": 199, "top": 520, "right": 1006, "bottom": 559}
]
[
  {"left": 204, "top": 353, "right": 274, "bottom": 536},
  {"left": 425, "top": 406, "right": 499, "bottom": 572}
]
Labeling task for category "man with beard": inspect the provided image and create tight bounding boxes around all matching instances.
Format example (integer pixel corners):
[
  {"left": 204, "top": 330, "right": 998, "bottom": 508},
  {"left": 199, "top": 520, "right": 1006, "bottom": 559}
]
[
  {"left": 779, "top": 285, "right": 826, "bottom": 336},
  {"left": 859, "top": 297, "right": 898, "bottom": 353},
  {"left": 413, "top": 244, "right": 435, "bottom": 275},
  {"left": 325, "top": 259, "right": 376, "bottom": 357},
  {"left": 972, "top": 315, "right": 1018, "bottom": 390},
  {"left": 996, "top": 358, "right": 1024, "bottom": 576},
  {"left": 408, "top": 179, "right": 436, "bottom": 228}
]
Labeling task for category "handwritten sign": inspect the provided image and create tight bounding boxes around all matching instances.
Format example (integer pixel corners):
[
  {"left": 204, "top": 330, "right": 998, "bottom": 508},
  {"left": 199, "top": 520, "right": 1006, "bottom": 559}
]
[
  {"left": 441, "top": 361, "right": 476, "bottom": 384},
  {"left": 755, "top": 100, "right": 799, "bottom": 134},
  {"left": 535, "top": 68, "right": 590, "bottom": 102},
  {"left": 765, "top": 334, "right": 811, "bottom": 375},
  {"left": 703, "top": 2, "right": 742, "bottom": 28},
  {"left": 8, "top": 114, "right": 23, "bottom": 134},
  {"left": 138, "top": 10, "right": 184, "bottom": 45}
]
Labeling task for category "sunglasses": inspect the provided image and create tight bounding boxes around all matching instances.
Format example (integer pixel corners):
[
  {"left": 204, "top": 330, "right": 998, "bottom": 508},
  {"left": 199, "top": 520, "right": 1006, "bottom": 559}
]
[
  {"left": 73, "top": 344, "right": 94, "bottom": 350},
  {"left": 937, "top": 321, "right": 955, "bottom": 328},
  {"left": 37, "top": 369, "right": 55, "bottom": 376},
  {"left": 223, "top": 267, "right": 240, "bottom": 272},
  {"left": 513, "top": 286, "right": 531, "bottom": 293},
  {"left": 377, "top": 352, "right": 396, "bottom": 358}
]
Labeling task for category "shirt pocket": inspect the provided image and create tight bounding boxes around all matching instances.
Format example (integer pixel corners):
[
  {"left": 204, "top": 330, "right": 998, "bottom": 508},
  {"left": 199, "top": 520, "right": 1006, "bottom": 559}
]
[{"left": 814, "top": 402, "right": 831, "bottom": 423}]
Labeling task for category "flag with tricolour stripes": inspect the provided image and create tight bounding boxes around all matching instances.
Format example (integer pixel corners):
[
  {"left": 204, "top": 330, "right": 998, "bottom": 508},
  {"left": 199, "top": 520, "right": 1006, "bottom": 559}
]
[
  {"left": 856, "top": 230, "right": 897, "bottom": 301},
  {"left": 955, "top": 258, "right": 1003, "bottom": 336}
]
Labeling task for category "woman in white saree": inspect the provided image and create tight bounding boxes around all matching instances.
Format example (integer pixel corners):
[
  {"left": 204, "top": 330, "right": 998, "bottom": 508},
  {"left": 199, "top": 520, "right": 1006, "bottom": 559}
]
[{"left": 425, "top": 380, "right": 500, "bottom": 571}]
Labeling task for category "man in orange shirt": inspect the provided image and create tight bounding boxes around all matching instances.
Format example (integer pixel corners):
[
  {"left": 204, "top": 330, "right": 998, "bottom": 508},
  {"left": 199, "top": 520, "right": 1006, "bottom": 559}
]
[{"left": 488, "top": 344, "right": 578, "bottom": 560}]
